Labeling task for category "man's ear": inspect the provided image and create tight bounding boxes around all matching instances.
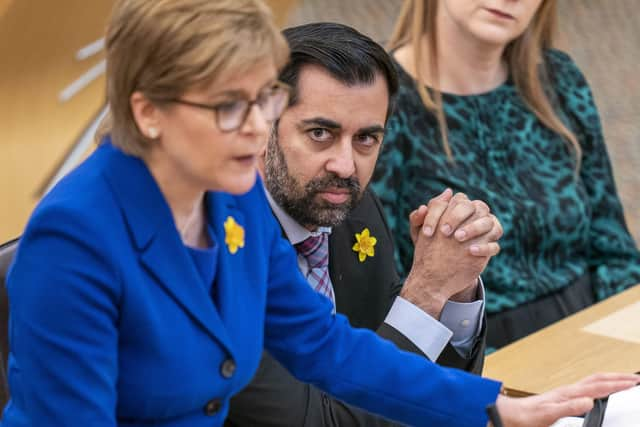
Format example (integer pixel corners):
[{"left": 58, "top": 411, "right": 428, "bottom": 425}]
[{"left": 130, "top": 91, "right": 162, "bottom": 139}]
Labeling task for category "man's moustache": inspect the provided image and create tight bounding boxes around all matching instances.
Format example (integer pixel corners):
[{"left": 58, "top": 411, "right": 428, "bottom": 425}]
[{"left": 308, "top": 177, "right": 360, "bottom": 193}]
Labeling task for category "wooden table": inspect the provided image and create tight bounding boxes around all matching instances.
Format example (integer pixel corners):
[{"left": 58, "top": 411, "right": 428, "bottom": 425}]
[{"left": 483, "top": 285, "right": 640, "bottom": 395}]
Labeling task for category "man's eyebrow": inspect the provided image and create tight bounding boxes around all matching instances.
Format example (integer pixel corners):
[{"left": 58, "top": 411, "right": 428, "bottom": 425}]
[
  {"left": 299, "top": 117, "right": 341, "bottom": 129},
  {"left": 357, "top": 125, "right": 386, "bottom": 135}
]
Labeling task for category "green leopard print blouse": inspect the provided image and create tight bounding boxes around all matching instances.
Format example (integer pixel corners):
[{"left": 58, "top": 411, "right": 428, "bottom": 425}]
[{"left": 371, "top": 49, "right": 640, "bottom": 313}]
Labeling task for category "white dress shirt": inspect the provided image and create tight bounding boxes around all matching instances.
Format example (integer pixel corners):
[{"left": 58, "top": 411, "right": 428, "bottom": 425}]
[{"left": 265, "top": 190, "right": 484, "bottom": 360}]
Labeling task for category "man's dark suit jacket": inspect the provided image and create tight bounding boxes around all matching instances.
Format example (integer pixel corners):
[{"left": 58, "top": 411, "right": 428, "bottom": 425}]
[{"left": 225, "top": 189, "right": 486, "bottom": 426}]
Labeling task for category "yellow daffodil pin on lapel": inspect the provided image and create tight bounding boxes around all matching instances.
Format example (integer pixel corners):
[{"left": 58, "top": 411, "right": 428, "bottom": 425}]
[
  {"left": 224, "top": 216, "right": 245, "bottom": 254},
  {"left": 352, "top": 227, "right": 377, "bottom": 262}
]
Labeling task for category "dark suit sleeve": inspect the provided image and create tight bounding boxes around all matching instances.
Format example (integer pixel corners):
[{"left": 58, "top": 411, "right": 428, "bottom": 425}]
[
  {"left": 229, "top": 322, "right": 486, "bottom": 427},
  {"left": 436, "top": 318, "right": 486, "bottom": 374},
  {"left": 225, "top": 326, "right": 487, "bottom": 427},
  {"left": 302, "top": 322, "right": 487, "bottom": 427},
  {"left": 226, "top": 352, "right": 408, "bottom": 427},
  {"left": 374, "top": 279, "right": 487, "bottom": 374},
  {"left": 311, "top": 322, "right": 488, "bottom": 427},
  {"left": 377, "top": 319, "right": 486, "bottom": 374}
]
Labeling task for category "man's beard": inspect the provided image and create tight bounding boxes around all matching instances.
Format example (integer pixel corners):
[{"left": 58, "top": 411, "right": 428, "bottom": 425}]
[{"left": 264, "top": 132, "right": 362, "bottom": 228}]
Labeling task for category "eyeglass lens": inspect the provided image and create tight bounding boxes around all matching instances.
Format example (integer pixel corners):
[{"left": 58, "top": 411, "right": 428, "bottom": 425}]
[{"left": 217, "top": 84, "right": 289, "bottom": 131}]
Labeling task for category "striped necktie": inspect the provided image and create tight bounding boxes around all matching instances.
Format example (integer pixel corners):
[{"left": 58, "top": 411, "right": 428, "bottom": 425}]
[{"left": 294, "top": 232, "right": 335, "bottom": 309}]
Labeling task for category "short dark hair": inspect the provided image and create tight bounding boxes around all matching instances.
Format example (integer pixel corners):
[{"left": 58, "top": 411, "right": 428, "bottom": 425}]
[{"left": 280, "top": 22, "right": 398, "bottom": 119}]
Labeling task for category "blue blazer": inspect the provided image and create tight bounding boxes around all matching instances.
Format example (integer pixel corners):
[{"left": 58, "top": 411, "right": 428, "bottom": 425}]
[{"left": 2, "top": 141, "right": 499, "bottom": 427}]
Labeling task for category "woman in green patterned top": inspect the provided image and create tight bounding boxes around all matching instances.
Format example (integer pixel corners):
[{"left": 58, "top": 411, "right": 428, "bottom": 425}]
[{"left": 372, "top": 0, "right": 640, "bottom": 349}]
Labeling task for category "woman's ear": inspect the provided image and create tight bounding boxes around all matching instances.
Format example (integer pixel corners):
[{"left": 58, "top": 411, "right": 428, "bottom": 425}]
[{"left": 130, "top": 91, "right": 162, "bottom": 139}]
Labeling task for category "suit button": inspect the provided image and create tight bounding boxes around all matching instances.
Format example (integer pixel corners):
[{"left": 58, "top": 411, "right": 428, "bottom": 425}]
[
  {"left": 204, "top": 398, "right": 222, "bottom": 416},
  {"left": 220, "top": 358, "right": 236, "bottom": 379}
]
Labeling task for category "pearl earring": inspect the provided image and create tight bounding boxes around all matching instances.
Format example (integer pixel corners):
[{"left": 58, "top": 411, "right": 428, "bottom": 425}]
[{"left": 148, "top": 127, "right": 159, "bottom": 139}]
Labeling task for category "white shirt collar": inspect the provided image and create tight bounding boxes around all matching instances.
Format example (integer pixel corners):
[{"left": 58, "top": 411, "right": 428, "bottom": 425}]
[{"left": 264, "top": 189, "right": 331, "bottom": 245}]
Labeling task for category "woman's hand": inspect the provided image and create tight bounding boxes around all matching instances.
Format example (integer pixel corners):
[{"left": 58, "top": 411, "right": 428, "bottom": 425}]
[{"left": 494, "top": 373, "right": 640, "bottom": 427}]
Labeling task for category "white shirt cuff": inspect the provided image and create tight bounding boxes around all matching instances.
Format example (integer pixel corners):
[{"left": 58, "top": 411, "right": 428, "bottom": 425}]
[
  {"left": 440, "top": 279, "right": 485, "bottom": 356},
  {"left": 384, "top": 296, "right": 452, "bottom": 361}
]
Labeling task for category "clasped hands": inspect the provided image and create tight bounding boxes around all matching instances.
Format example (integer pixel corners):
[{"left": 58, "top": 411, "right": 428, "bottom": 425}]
[{"left": 401, "top": 188, "right": 502, "bottom": 319}]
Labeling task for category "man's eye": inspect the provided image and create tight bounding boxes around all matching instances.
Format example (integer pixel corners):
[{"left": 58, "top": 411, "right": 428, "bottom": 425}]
[
  {"left": 356, "top": 134, "right": 380, "bottom": 147},
  {"left": 308, "top": 128, "right": 332, "bottom": 142}
]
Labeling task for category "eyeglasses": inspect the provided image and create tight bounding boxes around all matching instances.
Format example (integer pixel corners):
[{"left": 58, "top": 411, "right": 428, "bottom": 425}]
[{"left": 161, "top": 81, "right": 291, "bottom": 132}]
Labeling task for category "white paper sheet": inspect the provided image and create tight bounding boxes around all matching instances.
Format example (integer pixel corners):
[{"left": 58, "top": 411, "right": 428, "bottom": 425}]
[
  {"left": 549, "top": 416, "right": 583, "bottom": 427},
  {"left": 549, "top": 385, "right": 640, "bottom": 427},
  {"left": 602, "top": 385, "right": 640, "bottom": 427}
]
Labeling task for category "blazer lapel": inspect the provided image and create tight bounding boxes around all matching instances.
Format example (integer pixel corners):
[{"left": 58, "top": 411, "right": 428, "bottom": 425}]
[
  {"left": 100, "top": 141, "right": 232, "bottom": 353},
  {"left": 139, "top": 227, "right": 232, "bottom": 353},
  {"left": 205, "top": 192, "right": 246, "bottom": 328}
]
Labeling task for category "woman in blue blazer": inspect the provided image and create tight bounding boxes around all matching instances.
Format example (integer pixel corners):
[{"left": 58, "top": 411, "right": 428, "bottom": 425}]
[{"left": 2, "top": 1, "right": 637, "bottom": 426}]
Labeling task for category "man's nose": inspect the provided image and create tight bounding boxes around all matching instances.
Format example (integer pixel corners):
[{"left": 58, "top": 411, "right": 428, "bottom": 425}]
[{"left": 325, "top": 140, "right": 356, "bottom": 179}]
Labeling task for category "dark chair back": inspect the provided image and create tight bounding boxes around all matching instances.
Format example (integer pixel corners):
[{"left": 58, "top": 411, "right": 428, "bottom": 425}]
[{"left": 0, "top": 238, "right": 19, "bottom": 410}]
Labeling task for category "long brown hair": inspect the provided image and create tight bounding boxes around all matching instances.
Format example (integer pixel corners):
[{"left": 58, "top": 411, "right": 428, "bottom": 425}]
[{"left": 388, "top": 0, "right": 581, "bottom": 169}]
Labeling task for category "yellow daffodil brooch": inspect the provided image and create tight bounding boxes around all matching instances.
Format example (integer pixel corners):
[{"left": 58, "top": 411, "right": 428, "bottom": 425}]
[
  {"left": 352, "top": 227, "right": 377, "bottom": 262},
  {"left": 224, "top": 216, "right": 245, "bottom": 254}
]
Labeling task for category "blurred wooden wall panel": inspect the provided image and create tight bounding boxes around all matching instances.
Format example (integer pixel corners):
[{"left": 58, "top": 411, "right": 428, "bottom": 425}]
[
  {"left": 0, "top": 0, "right": 113, "bottom": 241},
  {"left": 0, "top": 0, "right": 13, "bottom": 19},
  {"left": 265, "top": 0, "right": 299, "bottom": 27}
]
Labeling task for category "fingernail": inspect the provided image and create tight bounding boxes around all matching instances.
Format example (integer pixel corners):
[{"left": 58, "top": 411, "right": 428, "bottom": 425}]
[
  {"left": 424, "top": 226, "right": 433, "bottom": 236},
  {"left": 441, "top": 224, "right": 452, "bottom": 235},
  {"left": 455, "top": 229, "right": 466, "bottom": 240},
  {"left": 470, "top": 245, "right": 480, "bottom": 254}
]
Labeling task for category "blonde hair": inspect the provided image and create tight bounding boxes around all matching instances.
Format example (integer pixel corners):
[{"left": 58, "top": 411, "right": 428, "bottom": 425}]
[
  {"left": 388, "top": 0, "right": 581, "bottom": 169},
  {"left": 97, "top": 0, "right": 289, "bottom": 156}
]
